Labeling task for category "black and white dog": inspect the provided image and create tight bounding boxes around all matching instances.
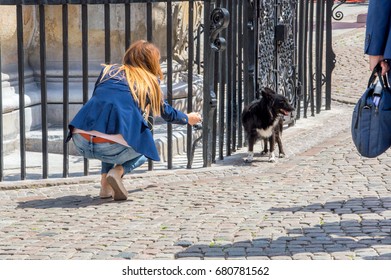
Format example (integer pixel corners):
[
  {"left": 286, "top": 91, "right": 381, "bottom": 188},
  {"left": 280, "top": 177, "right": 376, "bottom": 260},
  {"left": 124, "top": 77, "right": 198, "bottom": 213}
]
[{"left": 241, "top": 88, "right": 294, "bottom": 163}]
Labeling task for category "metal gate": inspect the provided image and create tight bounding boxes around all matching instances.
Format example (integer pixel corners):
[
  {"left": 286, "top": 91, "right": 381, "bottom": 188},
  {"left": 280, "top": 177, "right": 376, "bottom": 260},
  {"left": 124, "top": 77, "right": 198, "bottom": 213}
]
[
  {"left": 0, "top": 0, "right": 345, "bottom": 181},
  {"left": 202, "top": 0, "right": 344, "bottom": 166}
]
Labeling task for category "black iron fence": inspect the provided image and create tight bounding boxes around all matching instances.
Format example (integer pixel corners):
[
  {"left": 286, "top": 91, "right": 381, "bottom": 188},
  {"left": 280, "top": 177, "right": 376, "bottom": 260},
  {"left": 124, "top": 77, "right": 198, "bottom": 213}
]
[{"left": 0, "top": 0, "right": 346, "bottom": 181}]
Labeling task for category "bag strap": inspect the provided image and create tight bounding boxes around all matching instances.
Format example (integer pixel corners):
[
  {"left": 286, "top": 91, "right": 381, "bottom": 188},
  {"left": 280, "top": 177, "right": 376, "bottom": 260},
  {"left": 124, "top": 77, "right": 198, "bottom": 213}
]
[
  {"left": 368, "top": 62, "right": 390, "bottom": 90},
  {"left": 367, "top": 64, "right": 378, "bottom": 88}
]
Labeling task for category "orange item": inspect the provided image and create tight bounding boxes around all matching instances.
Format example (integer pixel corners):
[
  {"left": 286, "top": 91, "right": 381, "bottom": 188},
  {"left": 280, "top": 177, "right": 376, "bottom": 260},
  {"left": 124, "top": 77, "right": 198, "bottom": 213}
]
[{"left": 78, "top": 133, "right": 116, "bottom": 144}]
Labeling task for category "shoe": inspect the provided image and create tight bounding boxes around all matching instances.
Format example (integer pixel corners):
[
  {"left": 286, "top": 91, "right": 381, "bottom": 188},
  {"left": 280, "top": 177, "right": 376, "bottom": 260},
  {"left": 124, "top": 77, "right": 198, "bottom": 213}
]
[
  {"left": 99, "top": 186, "right": 113, "bottom": 199},
  {"left": 100, "top": 174, "right": 113, "bottom": 199},
  {"left": 106, "top": 167, "right": 128, "bottom": 201}
]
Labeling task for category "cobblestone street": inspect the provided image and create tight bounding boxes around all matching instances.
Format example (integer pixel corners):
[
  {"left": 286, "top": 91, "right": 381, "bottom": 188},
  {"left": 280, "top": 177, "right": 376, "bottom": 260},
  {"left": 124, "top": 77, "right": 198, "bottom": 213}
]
[{"left": 2, "top": 3, "right": 391, "bottom": 261}]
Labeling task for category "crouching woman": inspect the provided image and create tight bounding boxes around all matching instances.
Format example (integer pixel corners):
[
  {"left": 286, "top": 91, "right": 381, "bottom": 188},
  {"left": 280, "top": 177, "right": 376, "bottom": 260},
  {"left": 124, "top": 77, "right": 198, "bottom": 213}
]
[{"left": 67, "top": 40, "right": 202, "bottom": 201}]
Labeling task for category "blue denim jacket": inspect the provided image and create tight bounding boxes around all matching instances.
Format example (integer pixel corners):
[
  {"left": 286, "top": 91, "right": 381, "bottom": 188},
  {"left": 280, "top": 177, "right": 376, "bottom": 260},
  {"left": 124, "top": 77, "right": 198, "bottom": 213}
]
[
  {"left": 365, "top": 0, "right": 391, "bottom": 59},
  {"left": 68, "top": 66, "right": 188, "bottom": 161}
]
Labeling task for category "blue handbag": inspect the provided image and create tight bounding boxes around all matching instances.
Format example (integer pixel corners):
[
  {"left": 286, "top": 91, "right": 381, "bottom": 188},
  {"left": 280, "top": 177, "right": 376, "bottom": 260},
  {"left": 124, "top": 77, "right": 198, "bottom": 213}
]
[{"left": 351, "top": 64, "right": 391, "bottom": 158}]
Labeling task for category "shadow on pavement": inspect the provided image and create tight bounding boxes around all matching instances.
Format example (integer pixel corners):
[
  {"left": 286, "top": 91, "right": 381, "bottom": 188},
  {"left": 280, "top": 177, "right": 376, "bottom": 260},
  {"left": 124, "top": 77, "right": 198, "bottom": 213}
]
[
  {"left": 269, "top": 196, "right": 391, "bottom": 214},
  {"left": 175, "top": 197, "right": 391, "bottom": 260},
  {"left": 15, "top": 184, "right": 159, "bottom": 209},
  {"left": 16, "top": 195, "right": 122, "bottom": 209}
]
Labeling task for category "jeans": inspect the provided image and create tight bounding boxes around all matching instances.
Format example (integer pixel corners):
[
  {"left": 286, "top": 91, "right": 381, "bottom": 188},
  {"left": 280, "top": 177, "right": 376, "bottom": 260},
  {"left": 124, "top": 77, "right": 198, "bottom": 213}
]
[{"left": 72, "top": 133, "right": 147, "bottom": 174}]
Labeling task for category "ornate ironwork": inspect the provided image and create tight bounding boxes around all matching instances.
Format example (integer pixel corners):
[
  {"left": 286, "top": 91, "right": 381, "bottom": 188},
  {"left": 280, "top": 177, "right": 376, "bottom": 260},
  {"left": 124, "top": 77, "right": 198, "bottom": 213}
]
[
  {"left": 275, "top": 0, "right": 297, "bottom": 104},
  {"left": 258, "top": 0, "right": 276, "bottom": 91},
  {"left": 210, "top": 7, "right": 230, "bottom": 52},
  {"left": 332, "top": 0, "right": 347, "bottom": 21},
  {"left": 257, "top": 0, "right": 297, "bottom": 115},
  {"left": 202, "top": 4, "right": 230, "bottom": 167}
]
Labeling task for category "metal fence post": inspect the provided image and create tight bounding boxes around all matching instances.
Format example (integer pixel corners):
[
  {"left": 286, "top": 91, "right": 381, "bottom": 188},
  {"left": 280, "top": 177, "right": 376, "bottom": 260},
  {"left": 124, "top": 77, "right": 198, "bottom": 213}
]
[
  {"left": 0, "top": 38, "right": 3, "bottom": 181},
  {"left": 202, "top": 2, "right": 229, "bottom": 167},
  {"left": 17, "top": 4, "right": 26, "bottom": 180}
]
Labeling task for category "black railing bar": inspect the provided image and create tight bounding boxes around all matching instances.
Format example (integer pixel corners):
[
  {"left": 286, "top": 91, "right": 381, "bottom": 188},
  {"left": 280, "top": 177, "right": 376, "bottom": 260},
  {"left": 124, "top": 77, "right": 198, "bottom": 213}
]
[
  {"left": 303, "top": 0, "right": 310, "bottom": 118},
  {"left": 315, "top": 0, "right": 324, "bottom": 114},
  {"left": 166, "top": 0, "right": 173, "bottom": 169},
  {"left": 0, "top": 39, "right": 3, "bottom": 181},
  {"left": 210, "top": 0, "right": 222, "bottom": 164},
  {"left": 226, "top": 0, "right": 232, "bottom": 157},
  {"left": 273, "top": 2, "right": 278, "bottom": 94},
  {"left": 212, "top": 60, "right": 218, "bottom": 164},
  {"left": 146, "top": 0, "right": 154, "bottom": 171},
  {"left": 62, "top": 3, "right": 70, "bottom": 178},
  {"left": 218, "top": 46, "right": 226, "bottom": 161},
  {"left": 319, "top": 0, "right": 326, "bottom": 111},
  {"left": 82, "top": 3, "right": 89, "bottom": 175},
  {"left": 186, "top": 0, "right": 194, "bottom": 169},
  {"left": 303, "top": 0, "right": 310, "bottom": 116},
  {"left": 202, "top": 0, "right": 212, "bottom": 167},
  {"left": 292, "top": 0, "right": 301, "bottom": 120},
  {"left": 231, "top": 0, "right": 237, "bottom": 153},
  {"left": 254, "top": 0, "right": 259, "bottom": 96},
  {"left": 39, "top": 4, "right": 49, "bottom": 179},
  {"left": 193, "top": 24, "right": 204, "bottom": 42},
  {"left": 309, "top": 0, "right": 315, "bottom": 117},
  {"left": 237, "top": 0, "right": 243, "bottom": 149},
  {"left": 17, "top": 4, "right": 26, "bottom": 180},
  {"left": 325, "top": 0, "right": 333, "bottom": 110},
  {"left": 215, "top": 1, "right": 227, "bottom": 160},
  {"left": 104, "top": 3, "right": 111, "bottom": 64},
  {"left": 196, "top": 25, "right": 201, "bottom": 74},
  {"left": 212, "top": 105, "right": 217, "bottom": 163},
  {"left": 297, "top": 0, "right": 304, "bottom": 118},
  {"left": 294, "top": 0, "right": 308, "bottom": 119},
  {"left": 125, "top": 3, "right": 131, "bottom": 49},
  {"left": 295, "top": 1, "right": 302, "bottom": 119}
]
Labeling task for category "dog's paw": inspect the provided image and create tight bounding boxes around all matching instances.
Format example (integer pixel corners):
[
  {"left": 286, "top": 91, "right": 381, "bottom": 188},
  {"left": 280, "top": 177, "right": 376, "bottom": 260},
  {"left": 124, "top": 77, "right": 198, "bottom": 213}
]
[
  {"left": 244, "top": 152, "right": 254, "bottom": 163},
  {"left": 260, "top": 151, "right": 269, "bottom": 156},
  {"left": 279, "top": 153, "right": 286, "bottom": 158},
  {"left": 268, "top": 153, "right": 276, "bottom": 162}
]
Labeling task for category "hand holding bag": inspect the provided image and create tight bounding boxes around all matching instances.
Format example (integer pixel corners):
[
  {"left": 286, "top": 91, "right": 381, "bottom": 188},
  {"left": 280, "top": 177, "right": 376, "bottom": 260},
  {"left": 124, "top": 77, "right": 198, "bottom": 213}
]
[{"left": 351, "top": 63, "right": 391, "bottom": 158}]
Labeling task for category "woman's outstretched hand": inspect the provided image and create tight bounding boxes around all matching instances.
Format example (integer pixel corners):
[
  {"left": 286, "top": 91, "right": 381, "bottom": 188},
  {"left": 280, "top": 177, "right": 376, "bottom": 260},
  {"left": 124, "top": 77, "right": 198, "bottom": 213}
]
[{"left": 187, "top": 112, "right": 202, "bottom": 126}]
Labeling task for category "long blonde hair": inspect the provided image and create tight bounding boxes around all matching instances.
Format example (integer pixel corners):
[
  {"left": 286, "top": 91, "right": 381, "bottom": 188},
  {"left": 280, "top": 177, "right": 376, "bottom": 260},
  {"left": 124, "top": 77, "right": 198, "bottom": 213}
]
[{"left": 101, "top": 40, "right": 164, "bottom": 117}]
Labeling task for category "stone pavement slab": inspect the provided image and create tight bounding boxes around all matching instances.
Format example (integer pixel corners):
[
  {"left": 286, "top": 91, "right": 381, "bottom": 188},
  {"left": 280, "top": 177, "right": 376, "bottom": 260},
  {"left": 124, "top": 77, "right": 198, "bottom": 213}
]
[{"left": 2, "top": 99, "right": 391, "bottom": 260}]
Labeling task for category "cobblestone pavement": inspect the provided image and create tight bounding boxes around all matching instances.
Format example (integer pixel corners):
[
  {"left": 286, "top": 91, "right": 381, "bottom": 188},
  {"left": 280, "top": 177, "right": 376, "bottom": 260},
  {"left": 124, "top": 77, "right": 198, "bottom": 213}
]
[{"left": 3, "top": 4, "right": 391, "bottom": 260}]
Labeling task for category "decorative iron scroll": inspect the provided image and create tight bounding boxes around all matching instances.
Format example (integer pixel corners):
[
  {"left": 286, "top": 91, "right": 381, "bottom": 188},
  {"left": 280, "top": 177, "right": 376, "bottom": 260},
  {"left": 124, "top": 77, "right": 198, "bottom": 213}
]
[
  {"left": 332, "top": 0, "right": 347, "bottom": 21},
  {"left": 210, "top": 7, "right": 230, "bottom": 52}
]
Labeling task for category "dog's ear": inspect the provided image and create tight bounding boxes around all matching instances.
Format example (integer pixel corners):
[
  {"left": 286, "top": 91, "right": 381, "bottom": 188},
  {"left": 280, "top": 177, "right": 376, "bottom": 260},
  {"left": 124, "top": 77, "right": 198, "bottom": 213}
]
[{"left": 261, "top": 87, "right": 275, "bottom": 100}]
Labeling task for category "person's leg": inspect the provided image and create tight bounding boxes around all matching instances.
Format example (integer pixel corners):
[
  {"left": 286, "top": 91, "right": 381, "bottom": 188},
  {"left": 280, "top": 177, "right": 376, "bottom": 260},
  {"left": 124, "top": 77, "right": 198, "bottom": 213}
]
[
  {"left": 105, "top": 146, "right": 145, "bottom": 201},
  {"left": 72, "top": 134, "right": 115, "bottom": 198},
  {"left": 121, "top": 155, "right": 148, "bottom": 175},
  {"left": 104, "top": 155, "right": 146, "bottom": 199},
  {"left": 89, "top": 142, "right": 129, "bottom": 200},
  {"left": 80, "top": 142, "right": 146, "bottom": 200},
  {"left": 105, "top": 155, "right": 147, "bottom": 200},
  {"left": 101, "top": 162, "right": 114, "bottom": 174}
]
